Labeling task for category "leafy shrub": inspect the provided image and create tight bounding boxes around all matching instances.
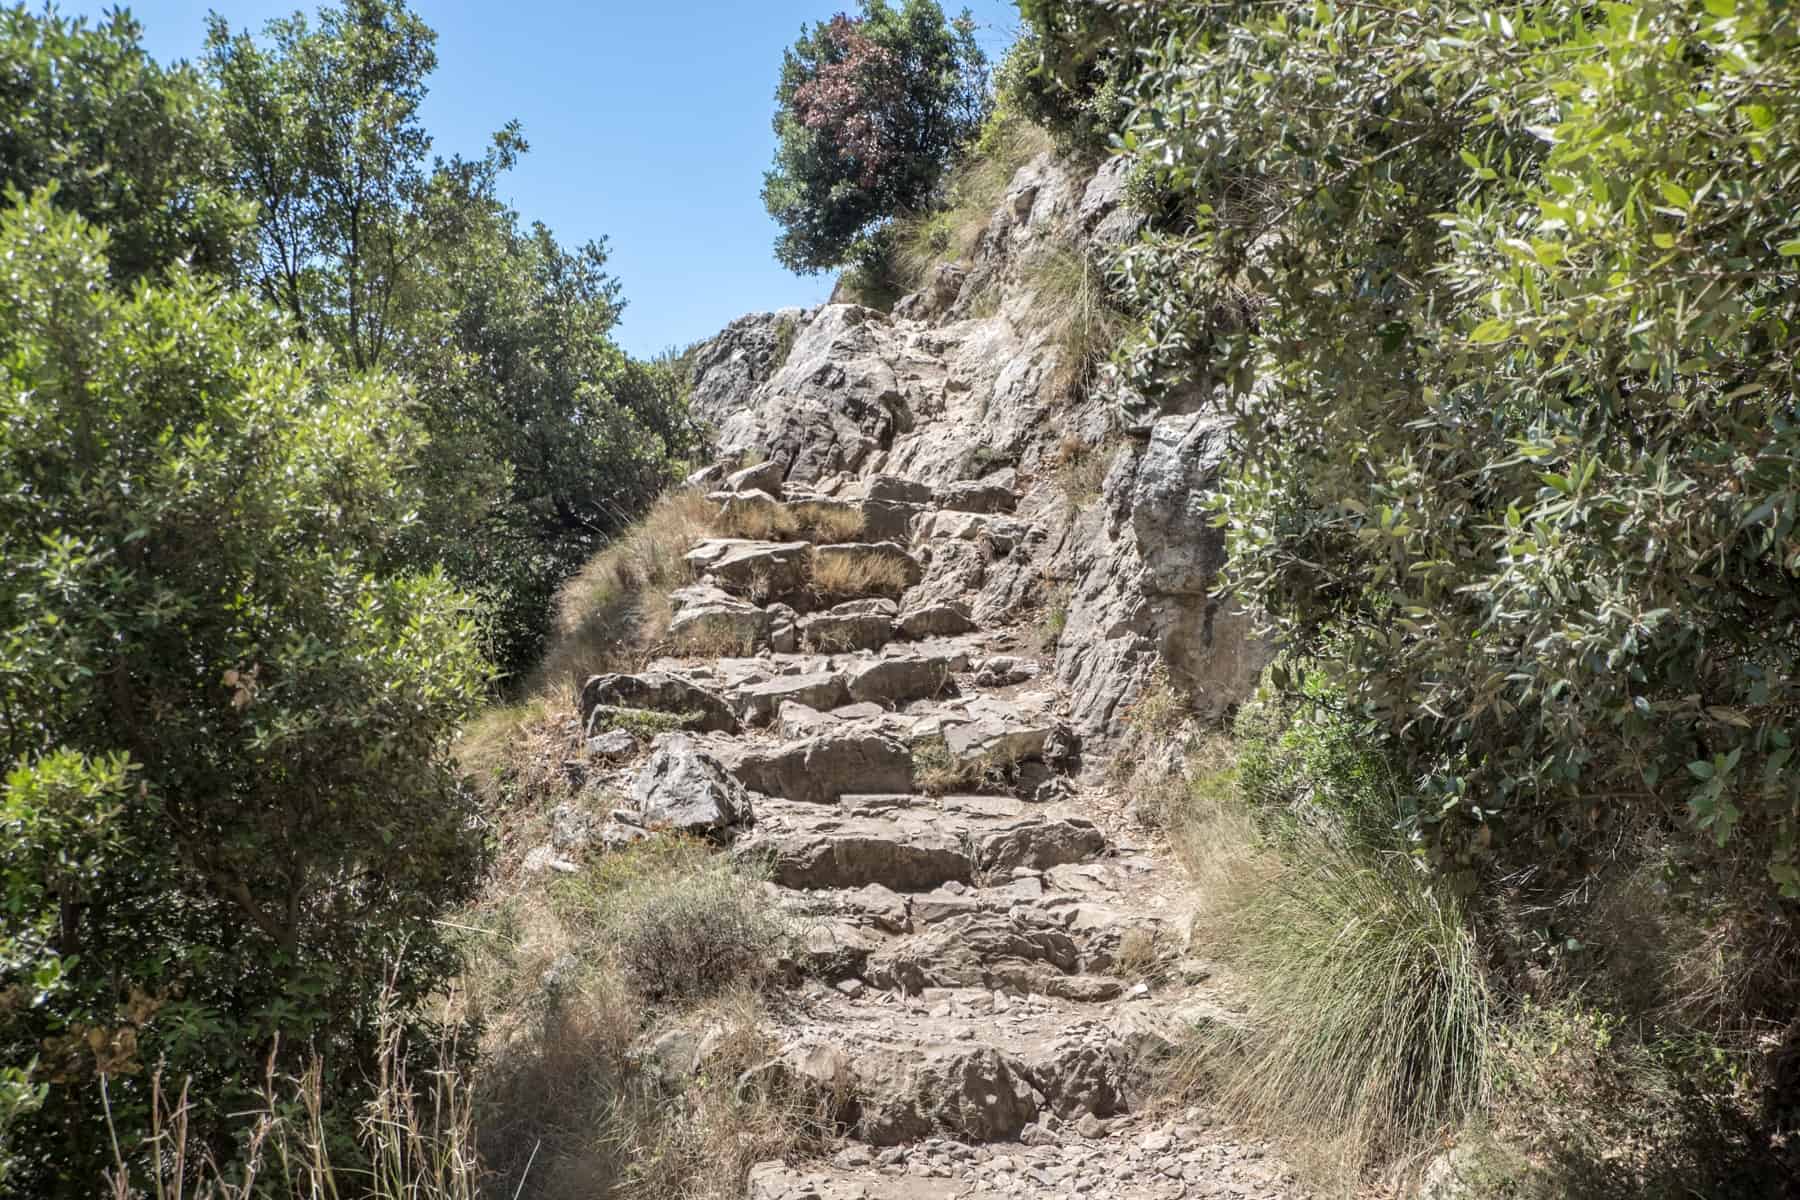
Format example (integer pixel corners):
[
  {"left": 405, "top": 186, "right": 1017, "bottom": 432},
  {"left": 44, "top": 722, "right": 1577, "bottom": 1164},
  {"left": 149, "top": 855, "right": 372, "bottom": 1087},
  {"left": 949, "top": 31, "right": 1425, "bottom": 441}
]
[
  {"left": 0, "top": 193, "right": 488, "bottom": 1191},
  {"left": 1080, "top": 0, "right": 1800, "bottom": 897},
  {"left": 555, "top": 840, "right": 786, "bottom": 1008},
  {"left": 1234, "top": 665, "right": 1410, "bottom": 857},
  {"left": 763, "top": 0, "right": 992, "bottom": 273}
]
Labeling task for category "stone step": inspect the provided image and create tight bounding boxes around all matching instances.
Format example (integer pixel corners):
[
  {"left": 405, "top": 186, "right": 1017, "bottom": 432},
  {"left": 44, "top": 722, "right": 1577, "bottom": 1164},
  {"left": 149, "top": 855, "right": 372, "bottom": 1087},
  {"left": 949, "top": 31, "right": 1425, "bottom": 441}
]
[
  {"left": 735, "top": 794, "right": 1106, "bottom": 892},
  {"left": 683, "top": 538, "right": 929, "bottom": 609},
  {"left": 641, "top": 638, "right": 994, "bottom": 729},
  {"left": 739, "top": 985, "right": 1225, "bottom": 1150},
  {"left": 771, "top": 859, "right": 1178, "bottom": 1004}
]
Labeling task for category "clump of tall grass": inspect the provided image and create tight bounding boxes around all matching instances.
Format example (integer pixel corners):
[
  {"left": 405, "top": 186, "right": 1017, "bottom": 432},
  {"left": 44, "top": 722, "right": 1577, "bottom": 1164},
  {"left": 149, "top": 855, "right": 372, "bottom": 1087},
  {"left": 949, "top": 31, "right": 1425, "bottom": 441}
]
[
  {"left": 1022, "top": 245, "right": 1130, "bottom": 400},
  {"left": 891, "top": 118, "right": 1054, "bottom": 289},
  {"left": 1183, "top": 845, "right": 1493, "bottom": 1174},
  {"left": 536, "top": 488, "right": 716, "bottom": 692},
  {"left": 102, "top": 987, "right": 484, "bottom": 1200},
  {"left": 1159, "top": 671, "right": 1493, "bottom": 1186},
  {"left": 810, "top": 549, "right": 913, "bottom": 600}
]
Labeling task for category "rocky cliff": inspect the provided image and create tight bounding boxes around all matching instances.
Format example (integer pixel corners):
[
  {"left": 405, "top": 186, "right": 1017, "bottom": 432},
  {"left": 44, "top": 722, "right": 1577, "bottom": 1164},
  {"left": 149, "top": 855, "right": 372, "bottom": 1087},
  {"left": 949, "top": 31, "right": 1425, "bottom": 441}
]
[{"left": 686, "top": 151, "right": 1266, "bottom": 747}]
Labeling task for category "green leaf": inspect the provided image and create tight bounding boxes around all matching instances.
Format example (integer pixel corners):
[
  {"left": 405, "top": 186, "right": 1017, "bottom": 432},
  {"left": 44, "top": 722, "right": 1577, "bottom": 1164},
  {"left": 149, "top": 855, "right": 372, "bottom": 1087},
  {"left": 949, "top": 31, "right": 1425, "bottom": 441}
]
[
  {"left": 1660, "top": 181, "right": 1694, "bottom": 211},
  {"left": 1778, "top": 241, "right": 1800, "bottom": 256}
]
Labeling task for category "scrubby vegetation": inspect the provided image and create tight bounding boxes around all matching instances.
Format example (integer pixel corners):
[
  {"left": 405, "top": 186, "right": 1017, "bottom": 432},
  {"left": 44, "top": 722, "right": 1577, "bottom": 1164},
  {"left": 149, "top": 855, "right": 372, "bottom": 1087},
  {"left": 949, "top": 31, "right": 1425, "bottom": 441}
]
[
  {"left": 1014, "top": 0, "right": 1800, "bottom": 1190},
  {"left": 0, "top": 1, "right": 693, "bottom": 1191}
]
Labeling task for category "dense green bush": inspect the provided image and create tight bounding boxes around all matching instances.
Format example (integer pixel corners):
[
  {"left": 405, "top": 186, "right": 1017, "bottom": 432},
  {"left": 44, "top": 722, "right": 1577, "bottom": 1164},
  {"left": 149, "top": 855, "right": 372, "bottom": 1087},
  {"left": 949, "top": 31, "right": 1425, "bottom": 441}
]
[
  {"left": 763, "top": 0, "right": 991, "bottom": 273},
  {"left": 0, "top": 7, "right": 248, "bottom": 282},
  {"left": 206, "top": 0, "right": 698, "bottom": 678},
  {"left": 1032, "top": 0, "right": 1800, "bottom": 899},
  {"left": 0, "top": 193, "right": 488, "bottom": 1193}
]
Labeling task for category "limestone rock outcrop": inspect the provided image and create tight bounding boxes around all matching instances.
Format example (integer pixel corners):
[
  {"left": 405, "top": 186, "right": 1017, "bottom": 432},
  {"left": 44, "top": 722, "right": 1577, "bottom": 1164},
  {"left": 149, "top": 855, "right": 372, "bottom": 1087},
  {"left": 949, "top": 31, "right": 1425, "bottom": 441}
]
[{"left": 687, "top": 148, "right": 1267, "bottom": 743}]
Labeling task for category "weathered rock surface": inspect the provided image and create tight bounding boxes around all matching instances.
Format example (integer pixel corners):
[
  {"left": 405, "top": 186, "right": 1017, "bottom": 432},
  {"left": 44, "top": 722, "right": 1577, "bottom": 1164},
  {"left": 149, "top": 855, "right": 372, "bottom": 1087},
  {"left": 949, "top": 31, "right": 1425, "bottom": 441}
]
[
  {"left": 629, "top": 737, "right": 750, "bottom": 836},
  {"left": 581, "top": 672, "right": 738, "bottom": 734},
  {"left": 589, "top": 145, "right": 1300, "bottom": 1200},
  {"left": 723, "top": 729, "right": 915, "bottom": 807}
]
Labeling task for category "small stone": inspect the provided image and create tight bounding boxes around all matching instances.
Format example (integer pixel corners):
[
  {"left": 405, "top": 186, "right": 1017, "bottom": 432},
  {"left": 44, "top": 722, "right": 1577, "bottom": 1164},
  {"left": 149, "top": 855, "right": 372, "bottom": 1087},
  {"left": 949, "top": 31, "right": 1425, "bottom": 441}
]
[
  {"left": 1140, "top": 1132, "right": 1173, "bottom": 1153},
  {"left": 1128, "top": 981, "right": 1152, "bottom": 1000},
  {"left": 586, "top": 728, "right": 638, "bottom": 760},
  {"left": 1075, "top": 1113, "right": 1109, "bottom": 1139},
  {"left": 835, "top": 977, "right": 867, "bottom": 998}
]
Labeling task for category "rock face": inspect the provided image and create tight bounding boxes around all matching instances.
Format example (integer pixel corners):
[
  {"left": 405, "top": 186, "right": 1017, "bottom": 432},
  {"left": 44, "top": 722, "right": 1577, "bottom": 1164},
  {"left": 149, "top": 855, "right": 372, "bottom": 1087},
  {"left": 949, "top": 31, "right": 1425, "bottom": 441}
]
[
  {"left": 687, "top": 149, "right": 1265, "bottom": 742},
  {"left": 629, "top": 737, "right": 750, "bottom": 837},
  {"left": 597, "top": 145, "right": 1302, "bottom": 1200}
]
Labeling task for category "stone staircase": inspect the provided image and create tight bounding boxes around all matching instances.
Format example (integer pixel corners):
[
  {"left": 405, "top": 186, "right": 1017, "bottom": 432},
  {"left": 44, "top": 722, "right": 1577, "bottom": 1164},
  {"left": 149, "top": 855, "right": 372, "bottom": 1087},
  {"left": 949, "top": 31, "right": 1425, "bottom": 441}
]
[{"left": 571, "top": 464, "right": 1308, "bottom": 1200}]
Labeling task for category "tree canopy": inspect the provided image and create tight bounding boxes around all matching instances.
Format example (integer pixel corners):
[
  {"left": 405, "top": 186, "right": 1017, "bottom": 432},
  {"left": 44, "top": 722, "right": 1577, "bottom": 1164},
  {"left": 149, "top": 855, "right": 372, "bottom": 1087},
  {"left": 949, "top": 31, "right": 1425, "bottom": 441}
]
[{"left": 763, "top": 0, "right": 991, "bottom": 272}]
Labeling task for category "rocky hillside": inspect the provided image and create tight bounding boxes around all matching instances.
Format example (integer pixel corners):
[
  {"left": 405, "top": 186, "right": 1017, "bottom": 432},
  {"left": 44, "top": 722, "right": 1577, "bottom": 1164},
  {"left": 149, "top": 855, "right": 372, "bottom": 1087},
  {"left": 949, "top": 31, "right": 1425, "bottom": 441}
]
[
  {"left": 685, "top": 150, "right": 1266, "bottom": 746},
  {"left": 536, "top": 152, "right": 1306, "bottom": 1197}
]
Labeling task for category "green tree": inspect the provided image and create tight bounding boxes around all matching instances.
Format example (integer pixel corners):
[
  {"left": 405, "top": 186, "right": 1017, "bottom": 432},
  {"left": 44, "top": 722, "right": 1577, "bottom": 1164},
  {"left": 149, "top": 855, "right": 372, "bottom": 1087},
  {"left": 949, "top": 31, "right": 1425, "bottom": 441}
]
[
  {"left": 207, "top": 0, "right": 696, "bottom": 677},
  {"left": 763, "top": 0, "right": 991, "bottom": 272},
  {"left": 0, "top": 192, "right": 488, "bottom": 1194},
  {"left": 0, "top": 5, "right": 247, "bottom": 282},
  {"left": 412, "top": 211, "right": 699, "bottom": 674}
]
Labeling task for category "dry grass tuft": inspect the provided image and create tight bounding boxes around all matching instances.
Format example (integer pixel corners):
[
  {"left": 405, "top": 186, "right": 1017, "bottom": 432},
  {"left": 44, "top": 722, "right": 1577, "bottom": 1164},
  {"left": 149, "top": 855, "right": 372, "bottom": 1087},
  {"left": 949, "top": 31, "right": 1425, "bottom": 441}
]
[
  {"left": 788, "top": 500, "right": 867, "bottom": 543},
  {"left": 714, "top": 501, "right": 799, "bottom": 541},
  {"left": 1023, "top": 245, "right": 1130, "bottom": 402},
  {"left": 810, "top": 549, "right": 913, "bottom": 600},
  {"left": 535, "top": 489, "right": 715, "bottom": 693},
  {"left": 106, "top": 987, "right": 485, "bottom": 1200},
  {"left": 1153, "top": 738, "right": 1493, "bottom": 1190},
  {"left": 911, "top": 737, "right": 1019, "bottom": 797},
  {"left": 892, "top": 119, "right": 1054, "bottom": 290},
  {"left": 460, "top": 836, "right": 805, "bottom": 1200},
  {"left": 1049, "top": 434, "right": 1120, "bottom": 510}
]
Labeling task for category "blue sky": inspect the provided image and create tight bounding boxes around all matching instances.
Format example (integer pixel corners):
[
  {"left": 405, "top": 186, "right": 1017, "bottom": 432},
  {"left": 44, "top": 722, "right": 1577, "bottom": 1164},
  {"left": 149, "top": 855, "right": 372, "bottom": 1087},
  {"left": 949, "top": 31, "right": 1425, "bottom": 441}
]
[{"left": 120, "top": 0, "right": 1027, "bottom": 357}]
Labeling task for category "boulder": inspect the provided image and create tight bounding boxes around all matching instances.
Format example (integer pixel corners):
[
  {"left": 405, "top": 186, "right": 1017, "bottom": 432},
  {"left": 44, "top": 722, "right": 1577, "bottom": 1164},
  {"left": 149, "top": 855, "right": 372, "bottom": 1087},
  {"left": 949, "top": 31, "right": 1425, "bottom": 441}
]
[
  {"left": 896, "top": 601, "right": 976, "bottom": 639},
  {"left": 724, "top": 459, "right": 785, "bottom": 496},
  {"left": 845, "top": 649, "right": 967, "bottom": 705},
  {"left": 726, "top": 728, "right": 914, "bottom": 806},
  {"left": 685, "top": 539, "right": 810, "bottom": 602},
  {"left": 581, "top": 672, "right": 738, "bottom": 734},
  {"left": 585, "top": 728, "right": 638, "bottom": 760},
  {"left": 977, "top": 816, "right": 1106, "bottom": 873},
  {"left": 735, "top": 672, "right": 850, "bottom": 727},
  {"left": 740, "top": 800, "right": 974, "bottom": 891},
  {"left": 941, "top": 713, "right": 1054, "bottom": 764},
  {"left": 666, "top": 585, "right": 771, "bottom": 653},
  {"left": 629, "top": 737, "right": 751, "bottom": 837},
  {"left": 856, "top": 1045, "right": 1043, "bottom": 1144}
]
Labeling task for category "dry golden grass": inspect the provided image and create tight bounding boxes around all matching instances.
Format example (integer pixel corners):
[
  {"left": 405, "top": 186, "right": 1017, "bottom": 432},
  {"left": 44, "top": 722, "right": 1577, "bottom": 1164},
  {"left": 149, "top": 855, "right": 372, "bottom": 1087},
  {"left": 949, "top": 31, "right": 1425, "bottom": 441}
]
[
  {"left": 788, "top": 500, "right": 867, "bottom": 543},
  {"left": 667, "top": 617, "right": 760, "bottom": 660},
  {"left": 535, "top": 489, "right": 715, "bottom": 694},
  {"left": 457, "top": 837, "right": 817, "bottom": 1200},
  {"left": 714, "top": 502, "right": 799, "bottom": 541},
  {"left": 810, "top": 549, "right": 913, "bottom": 600},
  {"left": 892, "top": 119, "right": 1054, "bottom": 290}
]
